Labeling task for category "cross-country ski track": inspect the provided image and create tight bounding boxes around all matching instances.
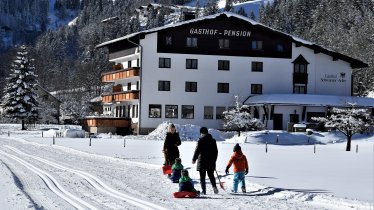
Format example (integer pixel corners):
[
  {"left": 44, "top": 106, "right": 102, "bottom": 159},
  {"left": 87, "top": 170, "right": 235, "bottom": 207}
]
[
  {"left": 1, "top": 145, "right": 168, "bottom": 210},
  {"left": 0, "top": 136, "right": 372, "bottom": 210}
]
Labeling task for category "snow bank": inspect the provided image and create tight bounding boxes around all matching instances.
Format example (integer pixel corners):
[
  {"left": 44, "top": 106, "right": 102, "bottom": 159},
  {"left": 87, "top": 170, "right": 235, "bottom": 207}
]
[
  {"left": 145, "top": 122, "right": 235, "bottom": 141},
  {"left": 63, "top": 129, "right": 85, "bottom": 138}
]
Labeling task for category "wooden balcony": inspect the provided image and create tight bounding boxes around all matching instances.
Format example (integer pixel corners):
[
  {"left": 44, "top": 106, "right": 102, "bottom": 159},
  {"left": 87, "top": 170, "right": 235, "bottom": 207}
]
[
  {"left": 102, "top": 67, "right": 140, "bottom": 82},
  {"left": 84, "top": 117, "right": 130, "bottom": 128},
  {"left": 102, "top": 91, "right": 140, "bottom": 103},
  {"left": 293, "top": 73, "right": 308, "bottom": 84}
]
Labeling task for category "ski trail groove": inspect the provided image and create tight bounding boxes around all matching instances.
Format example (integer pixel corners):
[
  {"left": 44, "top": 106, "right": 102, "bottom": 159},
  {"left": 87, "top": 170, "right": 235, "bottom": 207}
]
[
  {"left": 5, "top": 145, "right": 169, "bottom": 210},
  {"left": 0, "top": 148, "right": 97, "bottom": 210}
]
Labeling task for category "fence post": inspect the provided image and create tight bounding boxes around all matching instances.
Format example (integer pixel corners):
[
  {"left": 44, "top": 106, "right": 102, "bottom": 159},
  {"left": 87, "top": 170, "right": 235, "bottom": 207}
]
[
  {"left": 89, "top": 138, "right": 91, "bottom": 146},
  {"left": 276, "top": 135, "right": 279, "bottom": 144},
  {"left": 42, "top": 131, "right": 43, "bottom": 138},
  {"left": 356, "top": 144, "right": 358, "bottom": 153},
  {"left": 53, "top": 136, "right": 55, "bottom": 145},
  {"left": 8, "top": 131, "right": 10, "bottom": 137},
  {"left": 124, "top": 138, "right": 126, "bottom": 148},
  {"left": 265, "top": 142, "right": 268, "bottom": 153},
  {"left": 314, "top": 144, "right": 316, "bottom": 153}
]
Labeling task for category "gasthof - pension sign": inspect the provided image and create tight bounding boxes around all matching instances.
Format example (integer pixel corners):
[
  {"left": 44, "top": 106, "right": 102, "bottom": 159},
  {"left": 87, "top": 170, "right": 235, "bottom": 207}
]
[{"left": 189, "top": 28, "right": 251, "bottom": 37}]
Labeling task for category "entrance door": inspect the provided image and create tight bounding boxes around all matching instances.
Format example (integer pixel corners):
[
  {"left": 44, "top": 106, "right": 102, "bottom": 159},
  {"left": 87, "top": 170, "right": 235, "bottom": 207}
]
[{"left": 273, "top": 114, "right": 283, "bottom": 130}]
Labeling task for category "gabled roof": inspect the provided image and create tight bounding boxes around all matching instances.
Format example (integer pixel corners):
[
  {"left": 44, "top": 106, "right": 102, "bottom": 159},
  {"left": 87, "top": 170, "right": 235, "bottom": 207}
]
[
  {"left": 96, "top": 12, "right": 368, "bottom": 69},
  {"left": 244, "top": 94, "right": 374, "bottom": 108},
  {"left": 292, "top": 55, "right": 310, "bottom": 64}
]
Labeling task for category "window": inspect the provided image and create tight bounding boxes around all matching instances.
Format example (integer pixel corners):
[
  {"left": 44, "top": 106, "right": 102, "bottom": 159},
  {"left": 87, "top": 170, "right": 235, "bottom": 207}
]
[
  {"left": 251, "top": 84, "right": 262, "bottom": 94},
  {"left": 149, "top": 104, "right": 161, "bottom": 118},
  {"left": 218, "top": 60, "right": 230, "bottom": 71},
  {"left": 165, "top": 36, "right": 172, "bottom": 45},
  {"left": 159, "top": 58, "right": 171, "bottom": 68},
  {"left": 217, "top": 83, "right": 229, "bottom": 93},
  {"left": 293, "top": 84, "right": 307, "bottom": 94},
  {"left": 204, "top": 106, "right": 213, "bottom": 119},
  {"left": 182, "top": 105, "right": 194, "bottom": 119},
  {"left": 292, "top": 55, "right": 309, "bottom": 74},
  {"left": 128, "top": 60, "right": 132, "bottom": 68},
  {"left": 186, "top": 59, "right": 198, "bottom": 69},
  {"left": 136, "top": 81, "right": 139, "bottom": 90},
  {"left": 294, "top": 64, "right": 307, "bottom": 73},
  {"left": 127, "top": 82, "right": 131, "bottom": 91},
  {"left": 158, "top": 80, "right": 170, "bottom": 91},
  {"left": 137, "top": 59, "right": 140, "bottom": 67},
  {"left": 185, "top": 81, "right": 197, "bottom": 92},
  {"left": 165, "top": 105, "right": 178, "bottom": 118},
  {"left": 276, "top": 43, "right": 284, "bottom": 52},
  {"left": 252, "top": 40, "right": 263, "bottom": 50},
  {"left": 219, "top": 39, "right": 230, "bottom": 49},
  {"left": 216, "top": 106, "right": 226, "bottom": 119},
  {"left": 251, "top": 62, "right": 263, "bottom": 72},
  {"left": 186, "top": 37, "right": 197, "bottom": 47}
]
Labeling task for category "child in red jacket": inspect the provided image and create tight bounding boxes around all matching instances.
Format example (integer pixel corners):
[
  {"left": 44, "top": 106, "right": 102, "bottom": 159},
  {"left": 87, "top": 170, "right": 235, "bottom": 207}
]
[{"left": 225, "top": 143, "right": 249, "bottom": 193}]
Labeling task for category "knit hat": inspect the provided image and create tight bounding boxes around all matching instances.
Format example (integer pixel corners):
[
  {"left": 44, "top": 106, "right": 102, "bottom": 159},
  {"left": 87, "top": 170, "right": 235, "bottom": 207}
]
[
  {"left": 175, "top": 158, "right": 181, "bottom": 164},
  {"left": 181, "top": 169, "right": 189, "bottom": 177},
  {"left": 169, "top": 123, "right": 175, "bottom": 129},
  {"left": 200, "top": 127, "right": 208, "bottom": 134},
  {"left": 233, "top": 143, "right": 241, "bottom": 152}
]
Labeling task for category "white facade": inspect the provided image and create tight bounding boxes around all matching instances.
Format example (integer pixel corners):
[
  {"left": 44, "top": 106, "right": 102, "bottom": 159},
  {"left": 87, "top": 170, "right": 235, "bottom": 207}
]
[{"left": 97, "top": 12, "right": 369, "bottom": 133}]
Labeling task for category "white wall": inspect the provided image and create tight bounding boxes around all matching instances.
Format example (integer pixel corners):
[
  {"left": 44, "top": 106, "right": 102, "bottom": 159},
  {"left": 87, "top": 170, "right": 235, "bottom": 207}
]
[
  {"left": 110, "top": 33, "right": 354, "bottom": 131},
  {"left": 292, "top": 45, "right": 351, "bottom": 95}
]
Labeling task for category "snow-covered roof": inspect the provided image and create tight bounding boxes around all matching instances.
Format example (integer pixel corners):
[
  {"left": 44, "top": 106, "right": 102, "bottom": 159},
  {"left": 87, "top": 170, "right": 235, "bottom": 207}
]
[
  {"left": 90, "top": 96, "right": 102, "bottom": 103},
  {"left": 96, "top": 12, "right": 367, "bottom": 68},
  {"left": 244, "top": 94, "right": 374, "bottom": 108}
]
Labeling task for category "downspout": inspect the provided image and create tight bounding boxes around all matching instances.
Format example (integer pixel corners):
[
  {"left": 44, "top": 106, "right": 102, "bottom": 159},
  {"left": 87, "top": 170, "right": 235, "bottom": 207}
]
[{"left": 127, "top": 37, "right": 143, "bottom": 135}]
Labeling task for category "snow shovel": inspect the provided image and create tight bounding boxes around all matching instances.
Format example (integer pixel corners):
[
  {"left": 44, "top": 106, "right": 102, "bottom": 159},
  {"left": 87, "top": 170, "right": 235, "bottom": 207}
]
[{"left": 215, "top": 170, "right": 225, "bottom": 190}]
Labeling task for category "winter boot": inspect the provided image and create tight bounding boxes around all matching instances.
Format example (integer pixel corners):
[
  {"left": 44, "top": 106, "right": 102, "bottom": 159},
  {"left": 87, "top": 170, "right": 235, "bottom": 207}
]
[
  {"left": 213, "top": 186, "right": 219, "bottom": 194},
  {"left": 241, "top": 186, "right": 246, "bottom": 193}
]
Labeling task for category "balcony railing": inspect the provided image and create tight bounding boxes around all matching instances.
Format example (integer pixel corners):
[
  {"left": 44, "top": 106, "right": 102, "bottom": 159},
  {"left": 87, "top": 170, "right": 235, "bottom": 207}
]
[
  {"left": 293, "top": 73, "right": 308, "bottom": 84},
  {"left": 84, "top": 117, "right": 130, "bottom": 127},
  {"left": 102, "top": 90, "right": 140, "bottom": 103},
  {"left": 102, "top": 67, "right": 140, "bottom": 82}
]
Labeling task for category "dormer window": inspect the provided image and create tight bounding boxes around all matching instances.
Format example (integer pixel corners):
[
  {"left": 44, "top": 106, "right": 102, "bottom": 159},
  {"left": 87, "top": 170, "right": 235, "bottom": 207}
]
[{"left": 292, "top": 55, "right": 309, "bottom": 74}]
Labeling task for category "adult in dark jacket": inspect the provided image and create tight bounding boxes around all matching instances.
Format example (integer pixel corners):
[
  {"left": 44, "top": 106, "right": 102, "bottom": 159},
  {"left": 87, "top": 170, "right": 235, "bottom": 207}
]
[
  {"left": 163, "top": 124, "right": 181, "bottom": 166},
  {"left": 192, "top": 127, "right": 218, "bottom": 195}
]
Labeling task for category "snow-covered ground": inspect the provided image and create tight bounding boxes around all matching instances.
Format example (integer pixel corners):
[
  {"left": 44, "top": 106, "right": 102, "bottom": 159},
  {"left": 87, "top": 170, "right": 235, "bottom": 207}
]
[{"left": 0, "top": 123, "right": 373, "bottom": 209}]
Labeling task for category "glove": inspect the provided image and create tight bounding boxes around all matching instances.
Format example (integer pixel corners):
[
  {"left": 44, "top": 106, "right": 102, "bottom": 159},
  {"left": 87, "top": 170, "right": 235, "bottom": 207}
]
[
  {"left": 225, "top": 167, "right": 229, "bottom": 175},
  {"left": 245, "top": 168, "right": 248, "bottom": 175}
]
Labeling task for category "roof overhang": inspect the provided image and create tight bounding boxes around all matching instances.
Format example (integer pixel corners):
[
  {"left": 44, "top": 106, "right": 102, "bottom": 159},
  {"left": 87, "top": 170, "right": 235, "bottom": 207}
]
[
  {"left": 244, "top": 94, "right": 374, "bottom": 108},
  {"left": 96, "top": 12, "right": 368, "bottom": 69}
]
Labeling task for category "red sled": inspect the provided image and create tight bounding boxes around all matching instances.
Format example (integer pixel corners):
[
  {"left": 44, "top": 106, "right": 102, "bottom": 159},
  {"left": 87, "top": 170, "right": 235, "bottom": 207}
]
[
  {"left": 162, "top": 165, "right": 172, "bottom": 175},
  {"left": 173, "top": 191, "right": 199, "bottom": 198}
]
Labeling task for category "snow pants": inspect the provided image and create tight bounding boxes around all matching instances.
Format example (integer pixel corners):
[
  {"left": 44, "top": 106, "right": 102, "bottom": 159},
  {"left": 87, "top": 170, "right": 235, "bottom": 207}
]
[{"left": 233, "top": 171, "right": 246, "bottom": 193}]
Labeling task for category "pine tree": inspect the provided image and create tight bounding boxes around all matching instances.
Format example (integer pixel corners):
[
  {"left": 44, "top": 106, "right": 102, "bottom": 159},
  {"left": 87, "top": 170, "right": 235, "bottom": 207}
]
[
  {"left": 203, "top": 0, "right": 219, "bottom": 15},
  {"left": 2, "top": 45, "right": 39, "bottom": 130},
  {"left": 224, "top": 0, "right": 234, "bottom": 12}
]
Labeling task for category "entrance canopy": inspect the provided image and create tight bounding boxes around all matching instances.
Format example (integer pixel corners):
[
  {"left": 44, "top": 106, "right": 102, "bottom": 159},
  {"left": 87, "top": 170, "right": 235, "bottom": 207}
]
[{"left": 244, "top": 94, "right": 374, "bottom": 108}]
